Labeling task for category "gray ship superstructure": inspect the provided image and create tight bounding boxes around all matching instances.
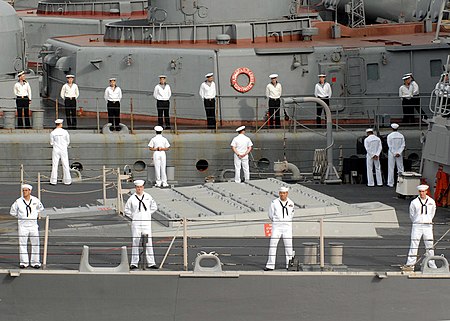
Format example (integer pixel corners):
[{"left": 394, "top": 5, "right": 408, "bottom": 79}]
[{"left": 38, "top": 0, "right": 450, "bottom": 125}]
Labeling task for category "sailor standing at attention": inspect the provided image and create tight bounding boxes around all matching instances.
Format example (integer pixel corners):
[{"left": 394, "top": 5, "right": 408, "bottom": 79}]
[
  {"left": 60, "top": 74, "right": 79, "bottom": 129},
  {"left": 199, "top": 72, "right": 216, "bottom": 129},
  {"left": 403, "top": 185, "right": 437, "bottom": 271},
  {"left": 387, "top": 123, "right": 405, "bottom": 188},
  {"left": 153, "top": 75, "right": 172, "bottom": 129},
  {"left": 10, "top": 184, "right": 44, "bottom": 269},
  {"left": 230, "top": 126, "right": 253, "bottom": 183},
  {"left": 14, "top": 71, "right": 32, "bottom": 129},
  {"left": 364, "top": 128, "right": 383, "bottom": 187},
  {"left": 399, "top": 74, "right": 414, "bottom": 124},
  {"left": 148, "top": 126, "right": 170, "bottom": 188},
  {"left": 314, "top": 74, "right": 332, "bottom": 127},
  {"left": 104, "top": 78, "right": 122, "bottom": 131},
  {"left": 405, "top": 72, "right": 427, "bottom": 120},
  {"left": 265, "top": 73, "right": 282, "bottom": 129},
  {"left": 50, "top": 119, "right": 72, "bottom": 185},
  {"left": 264, "top": 186, "right": 294, "bottom": 271},
  {"left": 124, "top": 180, "right": 158, "bottom": 270}
]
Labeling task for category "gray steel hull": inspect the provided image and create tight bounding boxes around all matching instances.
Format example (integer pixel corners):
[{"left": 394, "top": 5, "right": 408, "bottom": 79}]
[{"left": 1, "top": 270, "right": 449, "bottom": 320}]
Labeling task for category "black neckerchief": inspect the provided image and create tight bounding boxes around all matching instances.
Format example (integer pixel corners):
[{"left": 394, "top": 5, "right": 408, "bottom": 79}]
[
  {"left": 279, "top": 200, "right": 289, "bottom": 218},
  {"left": 135, "top": 194, "right": 147, "bottom": 211},
  {"left": 23, "top": 199, "right": 32, "bottom": 217},
  {"left": 418, "top": 197, "right": 428, "bottom": 214}
]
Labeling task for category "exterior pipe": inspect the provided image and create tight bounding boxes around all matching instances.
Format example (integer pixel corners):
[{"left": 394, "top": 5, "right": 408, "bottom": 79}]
[{"left": 283, "top": 97, "right": 341, "bottom": 184}]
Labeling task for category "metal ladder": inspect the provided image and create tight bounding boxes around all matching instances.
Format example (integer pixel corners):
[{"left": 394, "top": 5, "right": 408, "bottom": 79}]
[
  {"left": 429, "top": 55, "right": 450, "bottom": 116},
  {"left": 434, "top": 0, "right": 450, "bottom": 43}
]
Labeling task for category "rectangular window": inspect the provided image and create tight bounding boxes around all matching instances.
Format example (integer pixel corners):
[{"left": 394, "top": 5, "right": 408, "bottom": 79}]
[
  {"left": 430, "top": 59, "right": 442, "bottom": 77},
  {"left": 366, "top": 63, "right": 379, "bottom": 81}
]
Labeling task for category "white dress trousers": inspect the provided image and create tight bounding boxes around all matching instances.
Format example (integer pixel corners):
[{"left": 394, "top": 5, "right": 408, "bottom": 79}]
[
  {"left": 265, "top": 198, "right": 294, "bottom": 270},
  {"left": 124, "top": 192, "right": 158, "bottom": 266},
  {"left": 50, "top": 128, "right": 72, "bottom": 185},
  {"left": 10, "top": 196, "right": 44, "bottom": 267}
]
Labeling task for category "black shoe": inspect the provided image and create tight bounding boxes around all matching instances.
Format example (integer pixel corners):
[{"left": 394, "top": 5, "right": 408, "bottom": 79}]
[
  {"left": 32, "top": 265, "right": 41, "bottom": 269},
  {"left": 19, "top": 264, "right": 27, "bottom": 269},
  {"left": 147, "top": 265, "right": 159, "bottom": 270},
  {"left": 130, "top": 265, "right": 138, "bottom": 270},
  {"left": 263, "top": 267, "right": 273, "bottom": 271}
]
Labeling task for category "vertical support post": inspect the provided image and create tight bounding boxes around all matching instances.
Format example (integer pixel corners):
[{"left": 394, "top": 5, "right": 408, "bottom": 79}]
[
  {"left": 102, "top": 165, "right": 107, "bottom": 206},
  {"left": 116, "top": 167, "right": 121, "bottom": 214},
  {"left": 183, "top": 217, "right": 188, "bottom": 271},
  {"left": 43, "top": 215, "right": 49, "bottom": 268},
  {"left": 37, "top": 172, "right": 41, "bottom": 201},
  {"left": 255, "top": 97, "right": 258, "bottom": 132},
  {"left": 55, "top": 98, "right": 59, "bottom": 120},
  {"left": 20, "top": 164, "right": 24, "bottom": 197},
  {"left": 96, "top": 98, "right": 100, "bottom": 133},
  {"left": 130, "top": 97, "right": 134, "bottom": 134},
  {"left": 320, "top": 218, "right": 325, "bottom": 269},
  {"left": 173, "top": 98, "right": 178, "bottom": 134}
]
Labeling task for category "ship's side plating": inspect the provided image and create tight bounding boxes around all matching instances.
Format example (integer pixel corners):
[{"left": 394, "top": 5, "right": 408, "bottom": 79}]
[{"left": 1, "top": 271, "right": 450, "bottom": 321}]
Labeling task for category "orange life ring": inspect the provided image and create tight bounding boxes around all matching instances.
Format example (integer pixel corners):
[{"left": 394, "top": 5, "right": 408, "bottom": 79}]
[{"left": 230, "top": 67, "right": 255, "bottom": 93}]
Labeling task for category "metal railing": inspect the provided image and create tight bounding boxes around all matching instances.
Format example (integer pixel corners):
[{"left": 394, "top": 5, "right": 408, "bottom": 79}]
[
  {"left": 0, "top": 215, "right": 449, "bottom": 272},
  {"left": 0, "top": 93, "right": 434, "bottom": 133}
]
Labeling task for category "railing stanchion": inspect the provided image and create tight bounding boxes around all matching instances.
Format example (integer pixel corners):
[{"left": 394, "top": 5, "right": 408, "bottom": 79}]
[
  {"left": 320, "top": 218, "right": 325, "bottom": 269},
  {"left": 103, "top": 165, "right": 107, "bottom": 206},
  {"left": 43, "top": 215, "right": 50, "bottom": 269},
  {"left": 37, "top": 172, "right": 41, "bottom": 201},
  {"left": 96, "top": 98, "right": 100, "bottom": 133},
  {"left": 183, "top": 217, "right": 188, "bottom": 271}
]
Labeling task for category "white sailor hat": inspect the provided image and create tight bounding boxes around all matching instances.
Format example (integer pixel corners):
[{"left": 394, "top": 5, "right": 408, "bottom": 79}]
[
  {"left": 391, "top": 123, "right": 399, "bottom": 129},
  {"left": 402, "top": 75, "right": 411, "bottom": 80},
  {"left": 22, "top": 184, "right": 32, "bottom": 191},
  {"left": 133, "top": 180, "right": 145, "bottom": 187},
  {"left": 66, "top": 74, "right": 75, "bottom": 78},
  {"left": 366, "top": 128, "right": 374, "bottom": 133},
  {"left": 269, "top": 73, "right": 278, "bottom": 79},
  {"left": 109, "top": 77, "right": 117, "bottom": 81},
  {"left": 159, "top": 75, "right": 167, "bottom": 78},
  {"left": 404, "top": 72, "right": 413, "bottom": 76},
  {"left": 236, "top": 125, "right": 245, "bottom": 132},
  {"left": 279, "top": 186, "right": 289, "bottom": 192},
  {"left": 417, "top": 184, "right": 429, "bottom": 191},
  {"left": 205, "top": 72, "right": 214, "bottom": 78},
  {"left": 154, "top": 125, "right": 164, "bottom": 132},
  {"left": 55, "top": 119, "right": 64, "bottom": 124},
  {"left": 17, "top": 71, "right": 25, "bottom": 77},
  {"left": 318, "top": 74, "right": 327, "bottom": 77}
]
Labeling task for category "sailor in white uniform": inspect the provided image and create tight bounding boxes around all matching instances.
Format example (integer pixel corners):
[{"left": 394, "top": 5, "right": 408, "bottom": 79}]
[
  {"left": 60, "top": 74, "right": 79, "bottom": 129},
  {"left": 50, "top": 119, "right": 72, "bottom": 185},
  {"left": 399, "top": 75, "right": 414, "bottom": 123},
  {"left": 314, "top": 74, "right": 332, "bottom": 127},
  {"left": 199, "top": 72, "right": 217, "bottom": 129},
  {"left": 364, "top": 128, "right": 383, "bottom": 187},
  {"left": 14, "top": 71, "right": 32, "bottom": 129},
  {"left": 265, "top": 73, "right": 282, "bottom": 129},
  {"left": 230, "top": 126, "right": 253, "bottom": 183},
  {"left": 264, "top": 186, "right": 294, "bottom": 271},
  {"left": 403, "top": 185, "right": 437, "bottom": 270},
  {"left": 153, "top": 75, "right": 172, "bottom": 129},
  {"left": 124, "top": 180, "right": 158, "bottom": 270},
  {"left": 10, "top": 184, "right": 44, "bottom": 268},
  {"left": 387, "top": 123, "right": 405, "bottom": 187},
  {"left": 104, "top": 78, "right": 122, "bottom": 131},
  {"left": 148, "top": 126, "right": 170, "bottom": 188}
]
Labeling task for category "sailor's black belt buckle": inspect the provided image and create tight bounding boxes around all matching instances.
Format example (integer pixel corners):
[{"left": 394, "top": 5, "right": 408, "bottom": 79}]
[{"left": 17, "top": 96, "right": 28, "bottom": 99}]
